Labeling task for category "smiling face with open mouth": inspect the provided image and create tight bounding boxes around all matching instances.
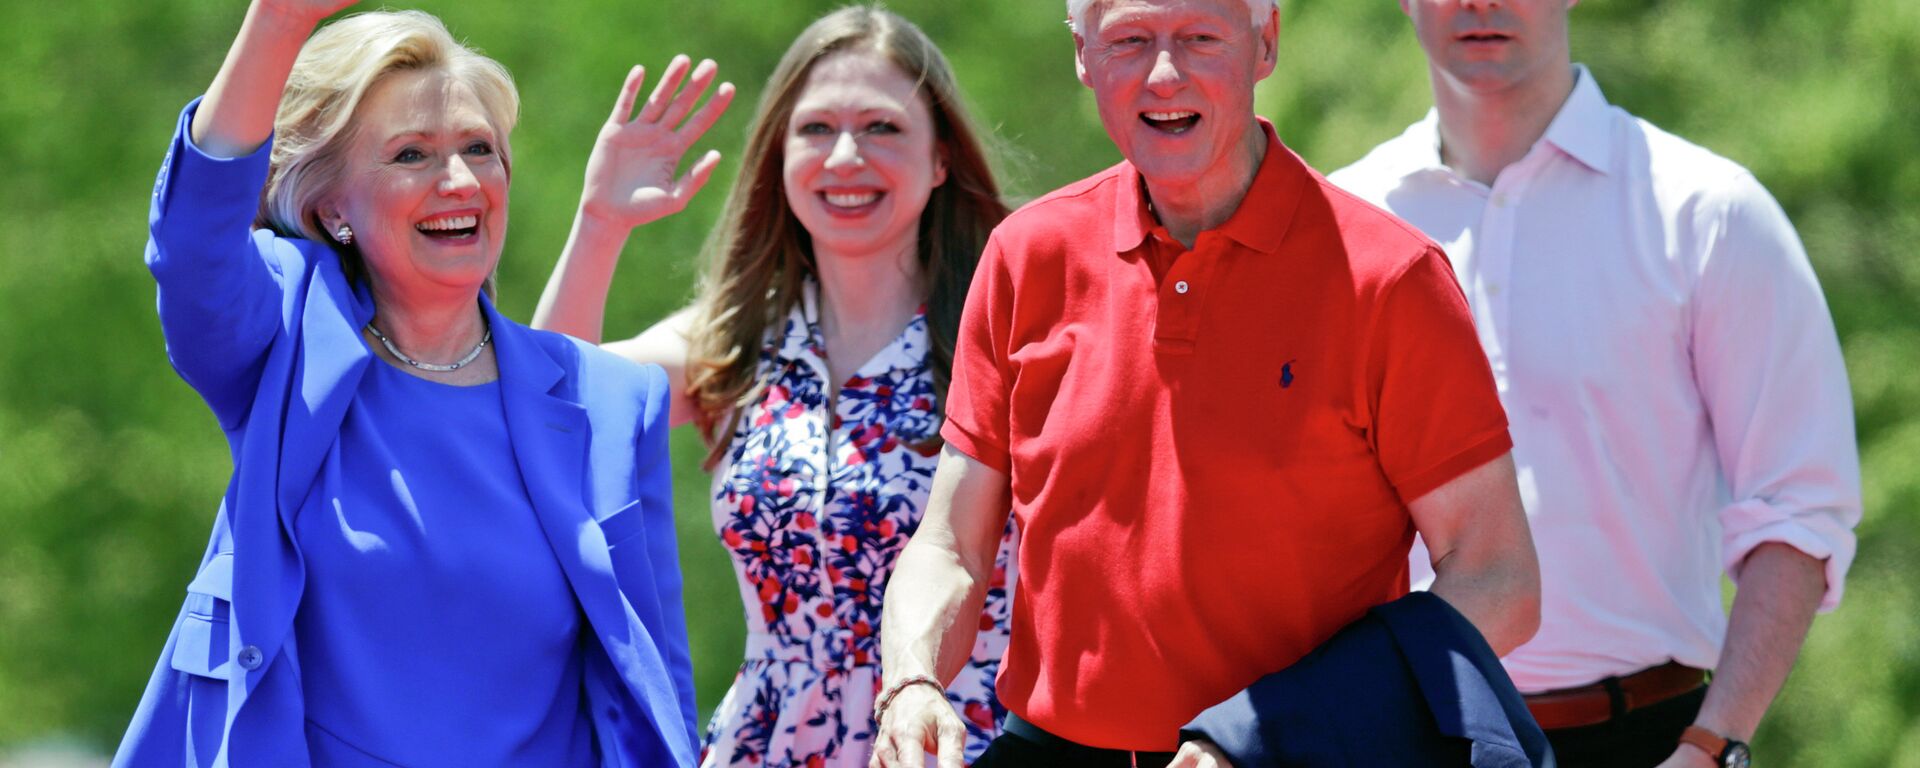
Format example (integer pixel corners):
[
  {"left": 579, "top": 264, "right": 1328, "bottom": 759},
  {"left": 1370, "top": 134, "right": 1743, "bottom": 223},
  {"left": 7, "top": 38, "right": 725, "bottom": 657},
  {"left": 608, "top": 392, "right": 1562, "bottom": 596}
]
[
  {"left": 1075, "top": 0, "right": 1277, "bottom": 198},
  {"left": 1401, "top": 0, "right": 1578, "bottom": 94},
  {"left": 782, "top": 49, "right": 947, "bottom": 266},
  {"left": 322, "top": 67, "right": 511, "bottom": 298}
]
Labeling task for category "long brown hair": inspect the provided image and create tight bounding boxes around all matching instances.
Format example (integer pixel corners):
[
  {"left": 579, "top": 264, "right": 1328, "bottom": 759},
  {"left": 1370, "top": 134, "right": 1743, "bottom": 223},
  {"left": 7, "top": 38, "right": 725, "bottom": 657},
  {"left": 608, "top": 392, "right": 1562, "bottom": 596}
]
[{"left": 686, "top": 5, "right": 1009, "bottom": 469}]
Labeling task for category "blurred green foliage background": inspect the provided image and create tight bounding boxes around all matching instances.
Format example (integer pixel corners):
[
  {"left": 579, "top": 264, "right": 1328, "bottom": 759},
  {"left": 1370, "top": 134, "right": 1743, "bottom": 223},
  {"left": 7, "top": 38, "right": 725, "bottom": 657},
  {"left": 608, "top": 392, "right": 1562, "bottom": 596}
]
[{"left": 2, "top": 0, "right": 1914, "bottom": 764}]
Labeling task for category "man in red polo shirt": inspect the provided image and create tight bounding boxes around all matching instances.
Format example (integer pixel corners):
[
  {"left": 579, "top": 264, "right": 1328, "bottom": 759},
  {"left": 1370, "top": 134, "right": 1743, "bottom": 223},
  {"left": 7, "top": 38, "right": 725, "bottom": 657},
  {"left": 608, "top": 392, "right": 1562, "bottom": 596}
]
[{"left": 872, "top": 1, "right": 1542, "bottom": 766}]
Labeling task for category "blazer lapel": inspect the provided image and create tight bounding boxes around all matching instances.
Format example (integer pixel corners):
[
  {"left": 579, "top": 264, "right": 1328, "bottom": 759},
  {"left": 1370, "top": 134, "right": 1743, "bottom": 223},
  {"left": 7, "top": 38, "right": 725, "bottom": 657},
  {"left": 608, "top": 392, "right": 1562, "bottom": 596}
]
[
  {"left": 488, "top": 301, "right": 692, "bottom": 762},
  {"left": 275, "top": 260, "right": 374, "bottom": 514},
  {"left": 237, "top": 257, "right": 372, "bottom": 694}
]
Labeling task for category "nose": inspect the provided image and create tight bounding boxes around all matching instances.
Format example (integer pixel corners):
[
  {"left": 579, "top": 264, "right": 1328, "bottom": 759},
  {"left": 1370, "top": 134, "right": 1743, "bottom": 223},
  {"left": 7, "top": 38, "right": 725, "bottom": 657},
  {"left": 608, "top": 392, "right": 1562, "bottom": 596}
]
[
  {"left": 440, "top": 155, "right": 480, "bottom": 198},
  {"left": 1146, "top": 49, "right": 1184, "bottom": 98},
  {"left": 824, "top": 131, "right": 864, "bottom": 174}
]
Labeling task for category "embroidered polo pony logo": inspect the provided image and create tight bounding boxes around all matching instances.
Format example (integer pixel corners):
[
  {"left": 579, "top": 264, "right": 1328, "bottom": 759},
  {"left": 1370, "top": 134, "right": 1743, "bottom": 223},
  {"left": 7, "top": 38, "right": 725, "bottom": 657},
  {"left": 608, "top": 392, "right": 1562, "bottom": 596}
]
[{"left": 1280, "top": 359, "right": 1297, "bottom": 389}]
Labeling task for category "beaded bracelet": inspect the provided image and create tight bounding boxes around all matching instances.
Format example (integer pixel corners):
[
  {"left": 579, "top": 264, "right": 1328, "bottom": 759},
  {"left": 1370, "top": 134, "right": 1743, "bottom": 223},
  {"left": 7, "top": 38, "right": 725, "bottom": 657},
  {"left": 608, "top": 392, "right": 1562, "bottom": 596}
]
[{"left": 873, "top": 674, "right": 945, "bottom": 726}]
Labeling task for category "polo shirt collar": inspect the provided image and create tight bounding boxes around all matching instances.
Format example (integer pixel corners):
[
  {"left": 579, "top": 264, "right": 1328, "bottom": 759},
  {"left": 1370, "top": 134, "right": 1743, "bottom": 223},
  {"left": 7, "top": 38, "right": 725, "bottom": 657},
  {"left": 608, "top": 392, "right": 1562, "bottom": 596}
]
[
  {"left": 1540, "top": 64, "right": 1614, "bottom": 175},
  {"left": 1112, "top": 117, "right": 1305, "bottom": 255},
  {"left": 1112, "top": 165, "right": 1155, "bottom": 254}
]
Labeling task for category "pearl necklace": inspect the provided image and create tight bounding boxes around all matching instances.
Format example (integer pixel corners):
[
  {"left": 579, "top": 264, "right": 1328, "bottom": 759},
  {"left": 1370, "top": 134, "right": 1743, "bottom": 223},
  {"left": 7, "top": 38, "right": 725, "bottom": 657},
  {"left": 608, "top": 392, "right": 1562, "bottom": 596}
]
[{"left": 365, "top": 320, "right": 491, "bottom": 372}]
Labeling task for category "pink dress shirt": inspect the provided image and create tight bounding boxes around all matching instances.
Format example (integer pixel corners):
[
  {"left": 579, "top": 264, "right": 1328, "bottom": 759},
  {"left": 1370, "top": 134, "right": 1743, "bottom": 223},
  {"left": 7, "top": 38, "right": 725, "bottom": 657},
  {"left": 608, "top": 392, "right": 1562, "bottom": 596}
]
[{"left": 1331, "top": 66, "right": 1862, "bottom": 692}]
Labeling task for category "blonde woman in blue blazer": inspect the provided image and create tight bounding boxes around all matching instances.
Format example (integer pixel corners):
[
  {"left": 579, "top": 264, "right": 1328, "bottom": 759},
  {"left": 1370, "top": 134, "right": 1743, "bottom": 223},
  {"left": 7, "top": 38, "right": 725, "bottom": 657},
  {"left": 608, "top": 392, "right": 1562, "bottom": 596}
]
[{"left": 113, "top": 1, "right": 729, "bottom": 765}]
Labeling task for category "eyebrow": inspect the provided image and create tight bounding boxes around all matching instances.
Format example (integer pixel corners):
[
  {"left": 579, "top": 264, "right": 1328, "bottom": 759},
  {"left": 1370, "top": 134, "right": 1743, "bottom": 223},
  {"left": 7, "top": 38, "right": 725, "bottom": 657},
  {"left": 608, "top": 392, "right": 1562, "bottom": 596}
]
[
  {"left": 791, "top": 105, "right": 910, "bottom": 120},
  {"left": 380, "top": 124, "right": 497, "bottom": 144},
  {"left": 1099, "top": 8, "right": 1221, "bottom": 31}
]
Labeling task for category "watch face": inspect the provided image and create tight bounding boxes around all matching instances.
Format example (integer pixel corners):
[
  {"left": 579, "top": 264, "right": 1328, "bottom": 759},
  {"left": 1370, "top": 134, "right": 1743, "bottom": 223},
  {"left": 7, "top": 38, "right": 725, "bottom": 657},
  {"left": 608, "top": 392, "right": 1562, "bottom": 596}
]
[{"left": 1724, "top": 742, "right": 1752, "bottom": 768}]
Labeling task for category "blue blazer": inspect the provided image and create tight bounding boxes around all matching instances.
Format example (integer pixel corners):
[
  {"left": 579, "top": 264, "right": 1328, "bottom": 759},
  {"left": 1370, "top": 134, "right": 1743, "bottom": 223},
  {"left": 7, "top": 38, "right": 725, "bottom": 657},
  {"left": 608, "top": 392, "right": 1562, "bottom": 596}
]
[
  {"left": 1182, "top": 592, "right": 1554, "bottom": 767},
  {"left": 113, "top": 100, "right": 698, "bottom": 768}
]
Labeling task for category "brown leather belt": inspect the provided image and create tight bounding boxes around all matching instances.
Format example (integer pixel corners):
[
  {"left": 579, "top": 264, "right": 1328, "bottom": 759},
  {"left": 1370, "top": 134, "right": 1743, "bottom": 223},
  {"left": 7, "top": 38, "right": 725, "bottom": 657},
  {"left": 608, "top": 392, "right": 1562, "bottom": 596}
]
[{"left": 1523, "top": 662, "right": 1708, "bottom": 730}]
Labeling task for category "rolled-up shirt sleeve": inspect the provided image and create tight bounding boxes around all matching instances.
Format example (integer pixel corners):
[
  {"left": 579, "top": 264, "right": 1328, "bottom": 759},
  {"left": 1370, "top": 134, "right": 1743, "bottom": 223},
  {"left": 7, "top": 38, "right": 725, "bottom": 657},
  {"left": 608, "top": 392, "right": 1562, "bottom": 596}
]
[
  {"left": 1690, "top": 171, "right": 1862, "bottom": 611},
  {"left": 148, "top": 97, "right": 294, "bottom": 428}
]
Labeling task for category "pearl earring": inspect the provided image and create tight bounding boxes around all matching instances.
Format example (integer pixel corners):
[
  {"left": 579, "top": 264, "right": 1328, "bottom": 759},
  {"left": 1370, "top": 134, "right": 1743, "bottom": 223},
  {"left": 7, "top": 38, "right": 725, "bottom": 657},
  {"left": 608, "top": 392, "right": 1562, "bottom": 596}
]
[{"left": 335, "top": 225, "right": 355, "bottom": 245}]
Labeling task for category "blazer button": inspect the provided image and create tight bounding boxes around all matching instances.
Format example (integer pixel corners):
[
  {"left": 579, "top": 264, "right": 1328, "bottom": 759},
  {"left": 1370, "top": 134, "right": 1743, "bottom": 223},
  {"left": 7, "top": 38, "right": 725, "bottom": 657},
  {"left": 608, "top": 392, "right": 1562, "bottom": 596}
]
[{"left": 237, "top": 645, "right": 264, "bottom": 671}]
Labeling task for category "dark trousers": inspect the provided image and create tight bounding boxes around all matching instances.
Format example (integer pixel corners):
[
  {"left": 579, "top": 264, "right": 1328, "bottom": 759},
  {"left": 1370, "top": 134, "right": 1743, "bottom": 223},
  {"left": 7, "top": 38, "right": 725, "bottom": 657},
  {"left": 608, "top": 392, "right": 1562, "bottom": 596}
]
[
  {"left": 1543, "top": 686, "right": 1708, "bottom": 768},
  {"left": 971, "top": 714, "right": 1176, "bottom": 768}
]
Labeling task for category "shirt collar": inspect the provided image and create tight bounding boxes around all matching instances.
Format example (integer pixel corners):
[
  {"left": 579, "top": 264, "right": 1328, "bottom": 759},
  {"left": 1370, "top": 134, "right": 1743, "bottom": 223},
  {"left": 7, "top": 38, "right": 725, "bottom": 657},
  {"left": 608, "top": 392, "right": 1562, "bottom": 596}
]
[
  {"left": 1540, "top": 64, "right": 1614, "bottom": 175},
  {"left": 769, "top": 278, "right": 929, "bottom": 381},
  {"left": 770, "top": 279, "right": 825, "bottom": 366},
  {"left": 1407, "top": 63, "right": 1615, "bottom": 179},
  {"left": 1112, "top": 117, "right": 1306, "bottom": 255},
  {"left": 1406, "top": 109, "right": 1448, "bottom": 174}
]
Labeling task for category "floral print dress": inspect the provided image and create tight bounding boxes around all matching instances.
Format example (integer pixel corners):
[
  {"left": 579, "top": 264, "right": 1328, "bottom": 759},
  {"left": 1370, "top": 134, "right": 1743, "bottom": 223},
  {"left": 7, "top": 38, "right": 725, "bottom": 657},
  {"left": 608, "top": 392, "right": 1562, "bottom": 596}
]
[{"left": 700, "top": 282, "right": 1017, "bottom": 768}]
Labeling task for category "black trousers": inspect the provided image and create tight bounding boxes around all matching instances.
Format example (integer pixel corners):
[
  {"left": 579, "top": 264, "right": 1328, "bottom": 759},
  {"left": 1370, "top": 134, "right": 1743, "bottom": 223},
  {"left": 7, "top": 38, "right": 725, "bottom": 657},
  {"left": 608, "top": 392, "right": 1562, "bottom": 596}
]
[
  {"left": 1543, "top": 686, "right": 1709, "bottom": 768},
  {"left": 971, "top": 714, "right": 1176, "bottom": 768}
]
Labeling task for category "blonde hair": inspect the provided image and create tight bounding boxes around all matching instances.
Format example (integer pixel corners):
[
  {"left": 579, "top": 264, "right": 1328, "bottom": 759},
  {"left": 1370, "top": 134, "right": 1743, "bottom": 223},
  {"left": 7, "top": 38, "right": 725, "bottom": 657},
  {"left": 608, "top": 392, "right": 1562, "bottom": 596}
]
[
  {"left": 685, "top": 5, "right": 1009, "bottom": 469},
  {"left": 1066, "top": 0, "right": 1278, "bottom": 35},
  {"left": 259, "top": 10, "right": 519, "bottom": 283}
]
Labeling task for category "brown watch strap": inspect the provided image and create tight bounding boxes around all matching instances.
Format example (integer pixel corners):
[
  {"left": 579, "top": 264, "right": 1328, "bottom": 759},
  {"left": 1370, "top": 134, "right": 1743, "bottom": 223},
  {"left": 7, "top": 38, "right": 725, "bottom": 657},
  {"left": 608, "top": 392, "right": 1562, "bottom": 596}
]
[{"left": 1679, "top": 726, "right": 1730, "bottom": 760}]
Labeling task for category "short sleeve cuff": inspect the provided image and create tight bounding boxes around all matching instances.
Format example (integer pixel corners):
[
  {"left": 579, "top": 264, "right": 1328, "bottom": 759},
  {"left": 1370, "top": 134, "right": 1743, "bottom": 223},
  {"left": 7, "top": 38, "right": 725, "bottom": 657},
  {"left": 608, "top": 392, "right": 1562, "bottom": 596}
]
[
  {"left": 1392, "top": 428, "right": 1513, "bottom": 505},
  {"left": 940, "top": 418, "right": 1010, "bottom": 477},
  {"left": 1721, "top": 499, "right": 1857, "bottom": 612}
]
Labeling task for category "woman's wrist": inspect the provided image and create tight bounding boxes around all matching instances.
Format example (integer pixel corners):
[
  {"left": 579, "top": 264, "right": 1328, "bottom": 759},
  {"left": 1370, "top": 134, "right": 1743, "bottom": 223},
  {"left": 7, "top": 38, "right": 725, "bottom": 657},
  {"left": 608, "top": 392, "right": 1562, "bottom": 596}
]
[
  {"left": 565, "top": 207, "right": 637, "bottom": 268},
  {"left": 249, "top": 1, "right": 330, "bottom": 38}
]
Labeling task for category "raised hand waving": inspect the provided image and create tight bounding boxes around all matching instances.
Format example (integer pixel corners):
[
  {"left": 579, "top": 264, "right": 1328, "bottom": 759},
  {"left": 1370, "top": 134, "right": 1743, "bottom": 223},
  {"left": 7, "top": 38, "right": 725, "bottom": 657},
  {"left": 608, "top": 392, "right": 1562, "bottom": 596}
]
[{"left": 579, "top": 55, "right": 737, "bottom": 232}]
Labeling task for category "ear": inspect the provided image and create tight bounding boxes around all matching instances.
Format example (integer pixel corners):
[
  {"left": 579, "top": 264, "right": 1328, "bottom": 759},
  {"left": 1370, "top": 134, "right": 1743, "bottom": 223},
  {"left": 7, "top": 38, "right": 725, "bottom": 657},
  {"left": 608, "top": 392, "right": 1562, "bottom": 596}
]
[
  {"left": 931, "top": 142, "right": 950, "bottom": 189},
  {"left": 1073, "top": 31, "right": 1094, "bottom": 88},
  {"left": 1255, "top": 6, "right": 1280, "bottom": 81},
  {"left": 316, "top": 202, "right": 346, "bottom": 238}
]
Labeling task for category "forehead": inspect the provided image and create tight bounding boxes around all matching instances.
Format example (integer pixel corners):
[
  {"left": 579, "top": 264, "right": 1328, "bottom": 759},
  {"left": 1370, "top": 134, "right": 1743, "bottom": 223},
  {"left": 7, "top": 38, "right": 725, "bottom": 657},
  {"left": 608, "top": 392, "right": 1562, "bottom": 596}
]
[
  {"left": 791, "top": 49, "right": 926, "bottom": 116},
  {"left": 1091, "top": 0, "right": 1246, "bottom": 29},
  {"left": 357, "top": 68, "right": 498, "bottom": 138}
]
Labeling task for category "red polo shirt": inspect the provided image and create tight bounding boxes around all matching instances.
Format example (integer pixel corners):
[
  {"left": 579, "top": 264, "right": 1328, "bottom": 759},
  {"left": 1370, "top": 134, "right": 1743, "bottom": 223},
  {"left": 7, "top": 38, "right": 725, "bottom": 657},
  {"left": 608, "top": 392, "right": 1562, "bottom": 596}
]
[{"left": 941, "top": 120, "right": 1512, "bottom": 750}]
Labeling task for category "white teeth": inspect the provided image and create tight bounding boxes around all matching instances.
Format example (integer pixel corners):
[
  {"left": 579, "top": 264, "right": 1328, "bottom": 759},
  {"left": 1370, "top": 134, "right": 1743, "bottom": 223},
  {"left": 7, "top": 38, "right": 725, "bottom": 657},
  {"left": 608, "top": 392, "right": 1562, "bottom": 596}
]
[
  {"left": 825, "top": 192, "right": 880, "bottom": 208},
  {"left": 1144, "top": 111, "right": 1198, "bottom": 121},
  {"left": 417, "top": 214, "right": 478, "bottom": 232}
]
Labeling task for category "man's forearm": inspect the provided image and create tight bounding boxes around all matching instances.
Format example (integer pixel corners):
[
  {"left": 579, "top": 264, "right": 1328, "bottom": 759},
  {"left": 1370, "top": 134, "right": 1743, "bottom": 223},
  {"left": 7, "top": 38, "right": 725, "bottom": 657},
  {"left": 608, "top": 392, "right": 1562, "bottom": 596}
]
[
  {"left": 1429, "top": 556, "right": 1540, "bottom": 657},
  {"left": 879, "top": 446, "right": 1010, "bottom": 688},
  {"left": 1694, "top": 542, "right": 1827, "bottom": 741},
  {"left": 1412, "top": 455, "right": 1541, "bottom": 657},
  {"left": 880, "top": 537, "right": 989, "bottom": 687}
]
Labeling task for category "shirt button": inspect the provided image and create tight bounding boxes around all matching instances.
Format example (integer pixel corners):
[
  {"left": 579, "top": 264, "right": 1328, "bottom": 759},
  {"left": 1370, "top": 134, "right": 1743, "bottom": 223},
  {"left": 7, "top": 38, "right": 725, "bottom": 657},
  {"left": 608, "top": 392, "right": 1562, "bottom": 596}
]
[
  {"left": 237, "top": 645, "right": 264, "bottom": 670},
  {"left": 1174, "top": 281, "right": 1190, "bottom": 295}
]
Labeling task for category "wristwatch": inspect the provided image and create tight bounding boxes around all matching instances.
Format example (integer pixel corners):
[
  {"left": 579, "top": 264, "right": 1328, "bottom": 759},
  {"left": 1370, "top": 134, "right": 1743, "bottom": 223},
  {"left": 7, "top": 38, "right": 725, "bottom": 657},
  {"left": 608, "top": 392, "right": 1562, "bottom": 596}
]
[{"left": 1680, "top": 726, "right": 1751, "bottom": 768}]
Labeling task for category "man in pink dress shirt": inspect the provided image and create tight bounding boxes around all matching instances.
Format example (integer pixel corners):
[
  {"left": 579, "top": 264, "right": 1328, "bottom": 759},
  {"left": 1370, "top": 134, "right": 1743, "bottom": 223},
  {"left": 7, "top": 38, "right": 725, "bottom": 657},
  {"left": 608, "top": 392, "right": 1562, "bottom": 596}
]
[{"left": 1331, "top": 2, "right": 1862, "bottom": 767}]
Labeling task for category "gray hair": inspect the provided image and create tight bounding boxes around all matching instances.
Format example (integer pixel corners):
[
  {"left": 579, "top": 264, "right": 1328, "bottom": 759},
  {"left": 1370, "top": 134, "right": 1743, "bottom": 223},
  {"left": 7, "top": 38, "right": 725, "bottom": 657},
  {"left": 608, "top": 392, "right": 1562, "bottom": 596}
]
[
  {"left": 1066, "top": 0, "right": 1278, "bottom": 35},
  {"left": 260, "top": 11, "right": 519, "bottom": 281}
]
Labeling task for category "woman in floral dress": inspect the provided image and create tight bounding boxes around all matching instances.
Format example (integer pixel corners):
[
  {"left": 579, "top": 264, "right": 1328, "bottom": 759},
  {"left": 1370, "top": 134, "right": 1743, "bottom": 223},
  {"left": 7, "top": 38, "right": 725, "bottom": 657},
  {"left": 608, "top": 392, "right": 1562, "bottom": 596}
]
[{"left": 534, "top": 7, "right": 1015, "bottom": 767}]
